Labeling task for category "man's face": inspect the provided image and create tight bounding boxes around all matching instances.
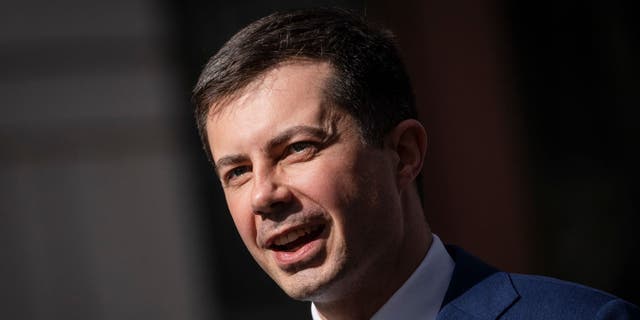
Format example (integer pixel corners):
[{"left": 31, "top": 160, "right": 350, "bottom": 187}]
[{"left": 206, "top": 62, "right": 406, "bottom": 300}]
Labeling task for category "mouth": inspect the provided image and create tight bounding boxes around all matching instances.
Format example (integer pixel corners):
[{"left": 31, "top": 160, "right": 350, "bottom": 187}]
[
  {"left": 265, "top": 223, "right": 327, "bottom": 270},
  {"left": 269, "top": 224, "right": 325, "bottom": 252}
]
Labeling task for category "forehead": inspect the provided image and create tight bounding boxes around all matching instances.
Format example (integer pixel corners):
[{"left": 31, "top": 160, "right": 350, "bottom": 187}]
[
  {"left": 205, "top": 61, "right": 341, "bottom": 158},
  {"left": 210, "top": 60, "right": 333, "bottom": 120}
]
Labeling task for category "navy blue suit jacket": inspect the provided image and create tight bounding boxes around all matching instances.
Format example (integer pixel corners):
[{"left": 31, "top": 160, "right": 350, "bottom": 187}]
[{"left": 437, "top": 246, "right": 640, "bottom": 319}]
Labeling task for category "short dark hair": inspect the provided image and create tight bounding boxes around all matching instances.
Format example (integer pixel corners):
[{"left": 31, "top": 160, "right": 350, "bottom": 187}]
[{"left": 193, "top": 8, "right": 417, "bottom": 163}]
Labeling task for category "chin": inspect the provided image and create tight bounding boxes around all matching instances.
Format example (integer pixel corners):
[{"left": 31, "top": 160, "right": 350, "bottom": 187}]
[
  {"left": 277, "top": 259, "right": 350, "bottom": 302},
  {"left": 283, "top": 284, "right": 323, "bottom": 301},
  {"left": 276, "top": 269, "right": 332, "bottom": 301}
]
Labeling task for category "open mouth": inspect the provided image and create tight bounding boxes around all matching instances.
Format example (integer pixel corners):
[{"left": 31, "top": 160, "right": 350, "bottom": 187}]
[{"left": 269, "top": 224, "right": 325, "bottom": 252}]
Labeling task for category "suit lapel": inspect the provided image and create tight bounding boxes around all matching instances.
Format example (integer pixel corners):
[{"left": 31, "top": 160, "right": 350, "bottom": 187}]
[{"left": 437, "top": 246, "right": 520, "bottom": 320}]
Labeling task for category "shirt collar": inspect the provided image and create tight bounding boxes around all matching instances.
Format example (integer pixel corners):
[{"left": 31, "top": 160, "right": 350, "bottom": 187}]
[{"left": 311, "top": 234, "right": 455, "bottom": 320}]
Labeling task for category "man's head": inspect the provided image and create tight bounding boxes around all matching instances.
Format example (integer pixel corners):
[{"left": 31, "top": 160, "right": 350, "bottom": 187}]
[
  {"left": 193, "top": 8, "right": 430, "bottom": 316},
  {"left": 193, "top": 8, "right": 417, "bottom": 160}
]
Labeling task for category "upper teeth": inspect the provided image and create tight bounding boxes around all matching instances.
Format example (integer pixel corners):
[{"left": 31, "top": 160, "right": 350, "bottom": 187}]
[{"left": 273, "top": 225, "right": 319, "bottom": 246}]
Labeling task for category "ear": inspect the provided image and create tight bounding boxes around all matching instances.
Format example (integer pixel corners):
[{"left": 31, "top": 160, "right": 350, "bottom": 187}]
[{"left": 386, "top": 119, "right": 428, "bottom": 191}]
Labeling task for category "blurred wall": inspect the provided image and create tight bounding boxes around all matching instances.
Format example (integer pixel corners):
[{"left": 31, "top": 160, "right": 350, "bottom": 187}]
[
  {"left": 369, "top": 0, "right": 532, "bottom": 274},
  {"left": 1, "top": 1, "right": 637, "bottom": 319},
  {"left": 0, "top": 0, "right": 212, "bottom": 319},
  {"left": 506, "top": 0, "right": 639, "bottom": 304},
  {"left": 369, "top": 0, "right": 639, "bottom": 305}
]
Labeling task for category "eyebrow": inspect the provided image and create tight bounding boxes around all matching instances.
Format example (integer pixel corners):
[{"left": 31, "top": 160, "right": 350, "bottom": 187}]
[
  {"left": 213, "top": 125, "right": 330, "bottom": 173},
  {"left": 265, "top": 125, "right": 328, "bottom": 151},
  {"left": 213, "top": 154, "right": 248, "bottom": 174}
]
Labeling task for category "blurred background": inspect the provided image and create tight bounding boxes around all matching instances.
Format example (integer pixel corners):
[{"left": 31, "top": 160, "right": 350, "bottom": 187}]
[{"left": 1, "top": 0, "right": 637, "bottom": 319}]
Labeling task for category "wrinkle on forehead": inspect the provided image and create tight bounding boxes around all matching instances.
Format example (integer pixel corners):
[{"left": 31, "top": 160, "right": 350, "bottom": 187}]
[
  {"left": 206, "top": 60, "right": 358, "bottom": 162},
  {"left": 207, "top": 60, "right": 334, "bottom": 123}
]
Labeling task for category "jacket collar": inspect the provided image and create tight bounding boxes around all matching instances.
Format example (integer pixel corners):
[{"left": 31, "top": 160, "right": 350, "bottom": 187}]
[{"left": 437, "top": 246, "right": 520, "bottom": 320}]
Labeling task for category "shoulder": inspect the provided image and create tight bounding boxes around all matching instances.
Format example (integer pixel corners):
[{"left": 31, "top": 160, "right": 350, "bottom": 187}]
[
  {"left": 441, "top": 246, "right": 639, "bottom": 319},
  {"left": 510, "top": 273, "right": 616, "bottom": 302},
  {"left": 503, "top": 273, "right": 640, "bottom": 319}
]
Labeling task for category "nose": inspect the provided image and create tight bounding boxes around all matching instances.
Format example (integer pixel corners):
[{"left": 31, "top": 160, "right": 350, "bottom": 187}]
[{"left": 251, "top": 170, "right": 293, "bottom": 215}]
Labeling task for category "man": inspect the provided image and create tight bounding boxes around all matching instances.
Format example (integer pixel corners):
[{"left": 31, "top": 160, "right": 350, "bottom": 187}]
[{"left": 192, "top": 8, "right": 639, "bottom": 320}]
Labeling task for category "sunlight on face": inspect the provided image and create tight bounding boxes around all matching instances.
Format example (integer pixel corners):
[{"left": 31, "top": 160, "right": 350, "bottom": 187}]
[{"left": 206, "top": 62, "right": 405, "bottom": 301}]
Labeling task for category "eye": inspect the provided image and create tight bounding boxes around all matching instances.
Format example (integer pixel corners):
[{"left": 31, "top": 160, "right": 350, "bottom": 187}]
[
  {"left": 289, "top": 141, "right": 314, "bottom": 153},
  {"left": 225, "top": 165, "right": 251, "bottom": 183},
  {"left": 282, "top": 141, "right": 318, "bottom": 162}
]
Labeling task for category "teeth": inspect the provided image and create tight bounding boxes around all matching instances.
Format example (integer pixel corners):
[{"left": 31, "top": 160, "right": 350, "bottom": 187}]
[{"left": 273, "top": 225, "right": 320, "bottom": 246}]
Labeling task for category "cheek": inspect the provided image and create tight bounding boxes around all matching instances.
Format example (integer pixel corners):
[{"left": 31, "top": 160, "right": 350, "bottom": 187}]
[
  {"left": 291, "top": 156, "right": 355, "bottom": 198},
  {"left": 225, "top": 191, "right": 258, "bottom": 248}
]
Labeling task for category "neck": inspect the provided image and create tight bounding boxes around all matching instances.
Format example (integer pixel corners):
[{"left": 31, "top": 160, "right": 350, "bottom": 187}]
[{"left": 314, "top": 190, "right": 432, "bottom": 320}]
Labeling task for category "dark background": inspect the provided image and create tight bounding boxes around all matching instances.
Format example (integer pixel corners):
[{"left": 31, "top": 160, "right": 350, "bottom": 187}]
[{"left": 1, "top": 0, "right": 637, "bottom": 319}]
